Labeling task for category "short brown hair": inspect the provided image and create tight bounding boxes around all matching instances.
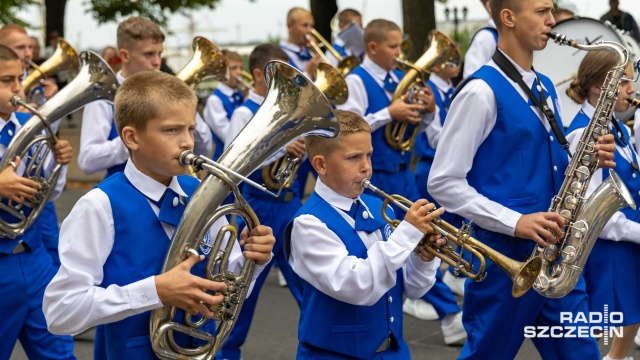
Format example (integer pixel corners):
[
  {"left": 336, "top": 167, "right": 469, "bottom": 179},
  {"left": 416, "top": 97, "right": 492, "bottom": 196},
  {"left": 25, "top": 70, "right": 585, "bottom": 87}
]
[
  {"left": 117, "top": 17, "right": 165, "bottom": 50},
  {"left": 286, "top": 7, "right": 311, "bottom": 26},
  {"left": 566, "top": 50, "right": 618, "bottom": 104},
  {"left": 222, "top": 49, "right": 242, "bottom": 64},
  {"left": 115, "top": 70, "right": 196, "bottom": 135},
  {"left": 0, "top": 24, "right": 27, "bottom": 41},
  {"left": 338, "top": 9, "right": 362, "bottom": 26},
  {"left": 0, "top": 45, "right": 20, "bottom": 63},
  {"left": 489, "top": 0, "right": 520, "bottom": 30},
  {"left": 364, "top": 19, "right": 401, "bottom": 44},
  {"left": 248, "top": 44, "right": 288, "bottom": 73},
  {"left": 305, "top": 109, "right": 371, "bottom": 159}
]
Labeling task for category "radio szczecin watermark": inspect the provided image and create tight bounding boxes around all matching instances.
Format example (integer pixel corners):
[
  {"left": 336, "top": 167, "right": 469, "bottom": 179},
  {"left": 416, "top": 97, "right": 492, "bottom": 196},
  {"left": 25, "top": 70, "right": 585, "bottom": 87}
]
[{"left": 524, "top": 305, "right": 623, "bottom": 345}]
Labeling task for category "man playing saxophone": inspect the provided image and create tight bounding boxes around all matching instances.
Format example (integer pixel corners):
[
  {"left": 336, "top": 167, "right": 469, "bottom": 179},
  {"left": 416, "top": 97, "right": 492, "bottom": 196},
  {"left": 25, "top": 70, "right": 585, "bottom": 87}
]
[{"left": 428, "top": 0, "right": 616, "bottom": 358}]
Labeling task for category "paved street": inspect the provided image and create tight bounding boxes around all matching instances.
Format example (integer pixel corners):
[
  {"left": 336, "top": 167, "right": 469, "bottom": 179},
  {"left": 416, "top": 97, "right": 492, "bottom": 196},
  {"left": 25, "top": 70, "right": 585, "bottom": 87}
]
[{"left": 9, "top": 112, "right": 640, "bottom": 359}]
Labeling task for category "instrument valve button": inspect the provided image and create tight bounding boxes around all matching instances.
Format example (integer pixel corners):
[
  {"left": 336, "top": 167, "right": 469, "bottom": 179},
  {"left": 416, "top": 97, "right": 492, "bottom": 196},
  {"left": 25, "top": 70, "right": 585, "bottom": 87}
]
[
  {"left": 172, "top": 197, "right": 179, "bottom": 207},
  {"left": 362, "top": 211, "right": 369, "bottom": 220},
  {"left": 389, "top": 316, "right": 394, "bottom": 323}
]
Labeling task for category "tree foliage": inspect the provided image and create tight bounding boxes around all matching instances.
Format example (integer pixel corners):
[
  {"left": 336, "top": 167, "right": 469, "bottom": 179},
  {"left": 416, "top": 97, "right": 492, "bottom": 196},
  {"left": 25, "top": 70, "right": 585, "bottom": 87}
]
[
  {"left": 0, "top": 0, "right": 36, "bottom": 27},
  {"left": 87, "top": 0, "right": 223, "bottom": 25}
]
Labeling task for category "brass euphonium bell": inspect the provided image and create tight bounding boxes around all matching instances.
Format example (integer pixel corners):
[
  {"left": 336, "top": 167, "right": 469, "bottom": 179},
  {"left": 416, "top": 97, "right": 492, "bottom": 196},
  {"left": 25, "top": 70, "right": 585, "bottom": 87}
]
[
  {"left": 23, "top": 38, "right": 80, "bottom": 95},
  {"left": 385, "top": 30, "right": 459, "bottom": 152},
  {"left": 176, "top": 36, "right": 228, "bottom": 86}
]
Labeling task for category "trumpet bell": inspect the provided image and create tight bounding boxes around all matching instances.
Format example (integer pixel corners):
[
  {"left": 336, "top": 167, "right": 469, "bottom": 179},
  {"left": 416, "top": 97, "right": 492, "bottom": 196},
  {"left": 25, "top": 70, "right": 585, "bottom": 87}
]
[
  {"left": 176, "top": 36, "right": 228, "bottom": 86},
  {"left": 23, "top": 38, "right": 80, "bottom": 94},
  {"left": 314, "top": 62, "right": 348, "bottom": 105}
]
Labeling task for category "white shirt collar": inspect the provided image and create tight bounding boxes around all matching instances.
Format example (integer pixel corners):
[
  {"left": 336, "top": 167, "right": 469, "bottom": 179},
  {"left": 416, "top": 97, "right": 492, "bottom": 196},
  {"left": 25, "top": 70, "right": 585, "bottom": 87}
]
[
  {"left": 334, "top": 37, "right": 346, "bottom": 47},
  {"left": 429, "top": 73, "right": 453, "bottom": 92},
  {"left": 247, "top": 90, "right": 265, "bottom": 105},
  {"left": 581, "top": 101, "right": 595, "bottom": 118},
  {"left": 279, "top": 40, "right": 303, "bottom": 53},
  {"left": 488, "top": 19, "right": 497, "bottom": 29},
  {"left": 123, "top": 159, "right": 188, "bottom": 203},
  {"left": 362, "top": 56, "right": 397, "bottom": 83},
  {"left": 116, "top": 70, "right": 126, "bottom": 85},
  {"left": 216, "top": 83, "right": 235, "bottom": 97},
  {"left": 495, "top": 49, "right": 538, "bottom": 89},
  {"left": 314, "top": 178, "right": 361, "bottom": 212},
  {"left": 0, "top": 112, "right": 22, "bottom": 132}
]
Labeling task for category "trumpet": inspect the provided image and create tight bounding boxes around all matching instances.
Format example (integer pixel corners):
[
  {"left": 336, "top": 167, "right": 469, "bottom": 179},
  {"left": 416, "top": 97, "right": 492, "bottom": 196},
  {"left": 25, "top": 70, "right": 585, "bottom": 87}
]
[
  {"left": 361, "top": 179, "right": 543, "bottom": 298},
  {"left": 307, "top": 28, "right": 360, "bottom": 77}
]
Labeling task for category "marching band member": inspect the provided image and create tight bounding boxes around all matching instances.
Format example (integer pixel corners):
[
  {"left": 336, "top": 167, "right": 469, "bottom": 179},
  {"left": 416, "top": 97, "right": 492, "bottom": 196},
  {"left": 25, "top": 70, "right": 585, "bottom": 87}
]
[
  {"left": 43, "top": 71, "right": 274, "bottom": 359},
  {"left": 217, "top": 44, "right": 303, "bottom": 360},
  {"left": 566, "top": 49, "right": 640, "bottom": 360},
  {"left": 325, "top": 9, "right": 364, "bottom": 68},
  {"left": 0, "top": 44, "right": 75, "bottom": 360},
  {"left": 279, "top": 7, "right": 321, "bottom": 77},
  {"left": 337, "top": 19, "right": 435, "bottom": 218},
  {"left": 202, "top": 50, "right": 244, "bottom": 161},
  {"left": 285, "top": 109, "right": 443, "bottom": 359},
  {"left": 78, "top": 17, "right": 212, "bottom": 179},
  {"left": 462, "top": 0, "right": 497, "bottom": 79},
  {"left": 428, "top": 0, "right": 615, "bottom": 358}
]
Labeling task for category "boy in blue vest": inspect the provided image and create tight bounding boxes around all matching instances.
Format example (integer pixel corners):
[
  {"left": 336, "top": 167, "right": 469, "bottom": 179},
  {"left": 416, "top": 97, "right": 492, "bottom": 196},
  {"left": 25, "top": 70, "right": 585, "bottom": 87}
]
[
  {"left": 428, "top": 0, "right": 616, "bottom": 358},
  {"left": 280, "top": 7, "right": 321, "bottom": 77},
  {"left": 325, "top": 9, "right": 364, "bottom": 68},
  {"left": 0, "top": 44, "right": 76, "bottom": 360},
  {"left": 286, "top": 109, "right": 444, "bottom": 359},
  {"left": 78, "top": 16, "right": 212, "bottom": 179},
  {"left": 43, "top": 70, "right": 275, "bottom": 359},
  {"left": 337, "top": 19, "right": 435, "bottom": 219},
  {"left": 203, "top": 50, "right": 244, "bottom": 161},
  {"left": 462, "top": 0, "right": 498, "bottom": 79},
  {"left": 216, "top": 43, "right": 304, "bottom": 360}
]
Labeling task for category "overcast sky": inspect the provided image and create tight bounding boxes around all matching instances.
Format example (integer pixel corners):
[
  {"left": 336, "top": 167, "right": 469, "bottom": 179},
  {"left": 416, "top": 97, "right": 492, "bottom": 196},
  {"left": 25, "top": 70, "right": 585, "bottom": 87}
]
[{"left": 15, "top": 0, "right": 638, "bottom": 52}]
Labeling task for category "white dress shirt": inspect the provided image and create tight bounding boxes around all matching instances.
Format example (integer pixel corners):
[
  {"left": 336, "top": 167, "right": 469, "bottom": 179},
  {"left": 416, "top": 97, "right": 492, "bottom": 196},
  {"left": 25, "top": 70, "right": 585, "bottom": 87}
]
[
  {"left": 203, "top": 83, "right": 237, "bottom": 144},
  {"left": 463, "top": 19, "right": 498, "bottom": 79},
  {"left": 0, "top": 113, "right": 67, "bottom": 201},
  {"left": 79, "top": 71, "right": 212, "bottom": 175},
  {"left": 337, "top": 56, "right": 435, "bottom": 132},
  {"left": 566, "top": 102, "right": 640, "bottom": 244},
  {"left": 424, "top": 73, "right": 451, "bottom": 149},
  {"left": 289, "top": 179, "right": 440, "bottom": 306},
  {"left": 279, "top": 40, "right": 311, "bottom": 77},
  {"left": 43, "top": 160, "right": 267, "bottom": 335},
  {"left": 428, "top": 51, "right": 562, "bottom": 237}
]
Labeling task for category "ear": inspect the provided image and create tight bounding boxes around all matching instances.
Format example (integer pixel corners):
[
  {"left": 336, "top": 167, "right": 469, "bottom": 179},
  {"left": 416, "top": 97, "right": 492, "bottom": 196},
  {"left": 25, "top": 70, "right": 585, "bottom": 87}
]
[
  {"left": 590, "top": 84, "right": 602, "bottom": 96},
  {"left": 311, "top": 155, "right": 327, "bottom": 176},
  {"left": 367, "top": 41, "right": 377, "bottom": 56},
  {"left": 120, "top": 125, "right": 139, "bottom": 152},
  {"left": 500, "top": 8, "right": 516, "bottom": 29},
  {"left": 253, "top": 68, "right": 265, "bottom": 86},
  {"left": 119, "top": 48, "right": 129, "bottom": 63}
]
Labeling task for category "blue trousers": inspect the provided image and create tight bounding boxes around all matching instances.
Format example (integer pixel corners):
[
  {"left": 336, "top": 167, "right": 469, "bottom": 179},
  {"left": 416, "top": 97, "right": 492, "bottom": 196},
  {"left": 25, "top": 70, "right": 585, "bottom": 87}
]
[
  {"left": 215, "top": 195, "right": 303, "bottom": 360},
  {"left": 40, "top": 202, "right": 60, "bottom": 267},
  {"left": 0, "top": 242, "right": 75, "bottom": 360},
  {"left": 296, "top": 338, "right": 410, "bottom": 360},
  {"left": 458, "top": 227, "right": 600, "bottom": 360}
]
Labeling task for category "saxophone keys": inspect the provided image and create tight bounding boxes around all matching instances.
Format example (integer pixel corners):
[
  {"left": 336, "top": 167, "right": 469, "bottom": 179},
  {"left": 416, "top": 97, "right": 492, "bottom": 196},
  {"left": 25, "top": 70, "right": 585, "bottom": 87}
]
[
  {"left": 563, "top": 195, "right": 579, "bottom": 210},
  {"left": 575, "top": 165, "right": 590, "bottom": 180}
]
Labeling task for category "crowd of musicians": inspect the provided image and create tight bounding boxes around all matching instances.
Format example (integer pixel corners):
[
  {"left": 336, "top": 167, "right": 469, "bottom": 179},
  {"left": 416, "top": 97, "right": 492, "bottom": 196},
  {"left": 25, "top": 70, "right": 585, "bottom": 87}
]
[{"left": 0, "top": 0, "right": 639, "bottom": 359}]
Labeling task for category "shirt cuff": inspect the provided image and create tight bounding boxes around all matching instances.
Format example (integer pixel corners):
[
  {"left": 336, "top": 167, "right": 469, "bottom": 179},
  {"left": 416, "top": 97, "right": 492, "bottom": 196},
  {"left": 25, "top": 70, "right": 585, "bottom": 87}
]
[
  {"left": 390, "top": 220, "right": 424, "bottom": 252},
  {"left": 409, "top": 252, "right": 441, "bottom": 273},
  {"left": 495, "top": 206, "right": 522, "bottom": 237},
  {"left": 129, "top": 276, "right": 162, "bottom": 313}
]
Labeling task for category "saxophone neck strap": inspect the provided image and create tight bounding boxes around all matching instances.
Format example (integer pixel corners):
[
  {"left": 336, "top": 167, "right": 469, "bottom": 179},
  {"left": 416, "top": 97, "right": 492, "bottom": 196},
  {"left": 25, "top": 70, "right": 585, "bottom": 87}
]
[
  {"left": 610, "top": 116, "right": 640, "bottom": 171},
  {"left": 492, "top": 49, "right": 572, "bottom": 157}
]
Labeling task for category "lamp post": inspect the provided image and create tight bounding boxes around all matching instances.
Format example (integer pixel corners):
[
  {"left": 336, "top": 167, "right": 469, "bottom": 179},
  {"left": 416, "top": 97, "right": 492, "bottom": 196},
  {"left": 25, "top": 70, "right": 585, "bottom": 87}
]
[{"left": 444, "top": 6, "right": 468, "bottom": 42}]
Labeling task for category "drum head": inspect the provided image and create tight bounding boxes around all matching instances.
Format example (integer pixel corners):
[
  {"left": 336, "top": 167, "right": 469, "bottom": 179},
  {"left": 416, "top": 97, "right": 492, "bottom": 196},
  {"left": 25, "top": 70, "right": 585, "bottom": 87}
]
[{"left": 533, "top": 17, "right": 626, "bottom": 125}]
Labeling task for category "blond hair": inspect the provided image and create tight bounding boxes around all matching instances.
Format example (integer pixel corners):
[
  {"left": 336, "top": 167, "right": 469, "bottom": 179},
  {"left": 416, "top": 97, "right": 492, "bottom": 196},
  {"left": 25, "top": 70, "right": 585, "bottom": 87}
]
[
  {"left": 114, "top": 71, "right": 196, "bottom": 135},
  {"left": 286, "top": 7, "right": 311, "bottom": 26},
  {"left": 363, "top": 19, "right": 401, "bottom": 45},
  {"left": 0, "top": 24, "right": 27, "bottom": 40},
  {"left": 117, "top": 17, "right": 165, "bottom": 50},
  {"left": 222, "top": 49, "right": 242, "bottom": 64},
  {"left": 0, "top": 45, "right": 19, "bottom": 63},
  {"left": 489, "top": 0, "right": 521, "bottom": 30},
  {"left": 566, "top": 50, "right": 618, "bottom": 104},
  {"left": 305, "top": 110, "right": 371, "bottom": 159}
]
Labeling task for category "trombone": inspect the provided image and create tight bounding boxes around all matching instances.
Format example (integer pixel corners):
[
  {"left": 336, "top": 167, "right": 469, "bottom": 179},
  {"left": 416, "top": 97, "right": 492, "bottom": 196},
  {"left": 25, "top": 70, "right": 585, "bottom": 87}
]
[
  {"left": 237, "top": 70, "right": 255, "bottom": 91},
  {"left": 307, "top": 28, "right": 360, "bottom": 77},
  {"left": 361, "top": 179, "right": 543, "bottom": 298}
]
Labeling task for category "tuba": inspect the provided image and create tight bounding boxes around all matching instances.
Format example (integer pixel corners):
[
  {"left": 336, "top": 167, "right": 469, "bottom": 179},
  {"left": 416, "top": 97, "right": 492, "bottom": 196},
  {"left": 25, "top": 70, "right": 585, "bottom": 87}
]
[
  {"left": 385, "top": 30, "right": 459, "bottom": 152},
  {"left": 362, "top": 179, "right": 542, "bottom": 298},
  {"left": 149, "top": 60, "right": 340, "bottom": 359},
  {"left": 0, "top": 52, "right": 118, "bottom": 239},
  {"left": 531, "top": 32, "right": 636, "bottom": 298},
  {"left": 176, "top": 36, "right": 228, "bottom": 86},
  {"left": 23, "top": 38, "right": 80, "bottom": 103}
]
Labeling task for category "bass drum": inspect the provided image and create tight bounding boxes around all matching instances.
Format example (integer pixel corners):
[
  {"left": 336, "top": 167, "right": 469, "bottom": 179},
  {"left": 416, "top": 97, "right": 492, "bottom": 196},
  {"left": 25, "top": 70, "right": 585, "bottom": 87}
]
[{"left": 533, "top": 17, "right": 640, "bottom": 125}]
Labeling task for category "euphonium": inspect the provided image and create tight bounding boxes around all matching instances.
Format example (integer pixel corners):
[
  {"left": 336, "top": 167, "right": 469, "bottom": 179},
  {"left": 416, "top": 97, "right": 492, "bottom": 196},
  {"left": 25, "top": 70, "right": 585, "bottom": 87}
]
[
  {"left": 385, "top": 29, "right": 459, "bottom": 152},
  {"left": 0, "top": 52, "right": 118, "bottom": 239},
  {"left": 361, "top": 179, "right": 543, "bottom": 298},
  {"left": 23, "top": 38, "right": 80, "bottom": 101},
  {"left": 531, "top": 32, "right": 636, "bottom": 298},
  {"left": 149, "top": 60, "right": 340, "bottom": 359},
  {"left": 176, "top": 36, "right": 228, "bottom": 86},
  {"left": 261, "top": 62, "right": 349, "bottom": 191},
  {"left": 309, "top": 28, "right": 361, "bottom": 77}
]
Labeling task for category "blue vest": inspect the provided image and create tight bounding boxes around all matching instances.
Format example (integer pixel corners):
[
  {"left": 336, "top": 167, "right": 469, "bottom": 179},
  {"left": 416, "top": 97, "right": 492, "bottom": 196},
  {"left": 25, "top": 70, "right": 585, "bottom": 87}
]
[
  {"left": 466, "top": 66, "right": 567, "bottom": 216},
  {"left": 0, "top": 112, "right": 43, "bottom": 253},
  {"left": 567, "top": 111, "right": 640, "bottom": 223},
  {"left": 414, "top": 80, "right": 450, "bottom": 159},
  {"left": 239, "top": 99, "right": 300, "bottom": 202},
  {"left": 105, "top": 105, "right": 126, "bottom": 179},
  {"left": 285, "top": 192, "right": 407, "bottom": 358},
  {"left": 96, "top": 173, "right": 204, "bottom": 359},
  {"left": 350, "top": 66, "right": 410, "bottom": 172},
  {"left": 211, "top": 89, "right": 243, "bottom": 160},
  {"left": 333, "top": 43, "right": 348, "bottom": 58}
]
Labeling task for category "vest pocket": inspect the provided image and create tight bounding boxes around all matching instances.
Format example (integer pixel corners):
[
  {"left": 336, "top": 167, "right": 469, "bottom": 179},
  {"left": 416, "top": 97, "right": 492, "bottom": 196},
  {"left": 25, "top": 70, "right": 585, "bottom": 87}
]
[
  {"left": 506, "top": 195, "right": 538, "bottom": 207},
  {"left": 330, "top": 325, "right": 369, "bottom": 334}
]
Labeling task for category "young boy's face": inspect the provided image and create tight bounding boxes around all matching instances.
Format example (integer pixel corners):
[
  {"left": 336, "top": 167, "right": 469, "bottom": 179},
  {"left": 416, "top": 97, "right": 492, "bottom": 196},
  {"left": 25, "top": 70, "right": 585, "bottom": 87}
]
[
  {"left": 368, "top": 30, "right": 402, "bottom": 72},
  {"left": 2, "top": 31, "right": 32, "bottom": 70},
  {"left": 288, "top": 11, "right": 314, "bottom": 46},
  {"left": 513, "top": 0, "right": 555, "bottom": 52},
  {"left": 0, "top": 60, "right": 24, "bottom": 120},
  {"left": 120, "top": 38, "right": 163, "bottom": 76},
  {"left": 316, "top": 131, "right": 373, "bottom": 199},
  {"left": 128, "top": 103, "right": 196, "bottom": 185},
  {"left": 224, "top": 60, "right": 243, "bottom": 88}
]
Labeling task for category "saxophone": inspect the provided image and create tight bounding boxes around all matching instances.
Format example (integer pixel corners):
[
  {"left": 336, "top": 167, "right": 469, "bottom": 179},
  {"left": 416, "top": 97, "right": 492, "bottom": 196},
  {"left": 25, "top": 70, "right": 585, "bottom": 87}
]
[{"left": 531, "top": 32, "right": 636, "bottom": 298}]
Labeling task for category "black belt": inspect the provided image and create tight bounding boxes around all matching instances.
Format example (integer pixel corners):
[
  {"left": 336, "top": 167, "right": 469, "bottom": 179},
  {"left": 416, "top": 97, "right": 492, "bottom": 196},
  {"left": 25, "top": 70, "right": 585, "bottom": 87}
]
[{"left": 12, "top": 241, "right": 28, "bottom": 254}]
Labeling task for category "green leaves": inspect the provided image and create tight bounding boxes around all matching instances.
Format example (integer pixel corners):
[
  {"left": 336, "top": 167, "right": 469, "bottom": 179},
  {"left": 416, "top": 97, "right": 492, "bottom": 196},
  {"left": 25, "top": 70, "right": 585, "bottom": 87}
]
[
  {"left": 0, "top": 0, "right": 37, "bottom": 27},
  {"left": 86, "top": 0, "right": 222, "bottom": 25}
]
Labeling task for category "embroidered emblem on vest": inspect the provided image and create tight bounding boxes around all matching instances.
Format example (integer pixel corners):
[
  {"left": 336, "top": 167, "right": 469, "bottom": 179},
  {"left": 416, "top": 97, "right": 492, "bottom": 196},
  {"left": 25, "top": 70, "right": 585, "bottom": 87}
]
[
  {"left": 200, "top": 231, "right": 213, "bottom": 255},
  {"left": 384, "top": 223, "right": 393, "bottom": 239}
]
